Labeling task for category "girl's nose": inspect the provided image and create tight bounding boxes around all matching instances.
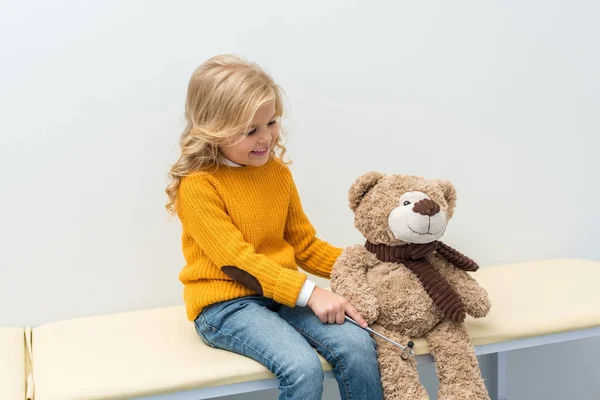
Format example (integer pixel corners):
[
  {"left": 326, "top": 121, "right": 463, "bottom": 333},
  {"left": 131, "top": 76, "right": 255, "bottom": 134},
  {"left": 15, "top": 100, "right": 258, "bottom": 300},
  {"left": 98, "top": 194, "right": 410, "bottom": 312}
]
[{"left": 258, "top": 127, "right": 271, "bottom": 142}]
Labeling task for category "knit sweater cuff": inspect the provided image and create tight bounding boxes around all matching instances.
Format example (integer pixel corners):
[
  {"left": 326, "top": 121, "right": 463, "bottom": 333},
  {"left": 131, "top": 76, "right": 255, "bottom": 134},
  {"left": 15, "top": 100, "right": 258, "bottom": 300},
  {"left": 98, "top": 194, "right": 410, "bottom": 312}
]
[{"left": 273, "top": 269, "right": 306, "bottom": 307}]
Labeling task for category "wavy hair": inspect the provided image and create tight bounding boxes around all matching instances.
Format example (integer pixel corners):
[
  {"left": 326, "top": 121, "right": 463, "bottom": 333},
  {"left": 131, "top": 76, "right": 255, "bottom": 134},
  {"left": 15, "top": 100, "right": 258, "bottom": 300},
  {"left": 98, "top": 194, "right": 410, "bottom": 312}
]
[{"left": 165, "top": 54, "right": 288, "bottom": 214}]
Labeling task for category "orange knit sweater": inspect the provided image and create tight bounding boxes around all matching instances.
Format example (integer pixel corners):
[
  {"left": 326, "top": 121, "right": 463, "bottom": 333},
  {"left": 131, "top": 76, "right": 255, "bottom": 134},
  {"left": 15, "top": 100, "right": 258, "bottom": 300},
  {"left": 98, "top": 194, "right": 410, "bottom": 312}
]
[{"left": 177, "top": 157, "right": 342, "bottom": 321}]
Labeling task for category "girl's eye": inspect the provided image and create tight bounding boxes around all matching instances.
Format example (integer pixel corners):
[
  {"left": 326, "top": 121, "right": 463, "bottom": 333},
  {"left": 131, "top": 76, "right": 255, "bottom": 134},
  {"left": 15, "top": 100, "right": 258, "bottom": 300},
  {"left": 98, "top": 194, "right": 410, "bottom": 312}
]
[{"left": 247, "top": 120, "right": 276, "bottom": 135}]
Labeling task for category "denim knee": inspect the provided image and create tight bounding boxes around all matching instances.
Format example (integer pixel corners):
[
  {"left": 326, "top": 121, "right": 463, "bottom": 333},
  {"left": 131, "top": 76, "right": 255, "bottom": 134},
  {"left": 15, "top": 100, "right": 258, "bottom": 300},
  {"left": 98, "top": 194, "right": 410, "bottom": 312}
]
[
  {"left": 340, "top": 328, "right": 379, "bottom": 370},
  {"left": 333, "top": 328, "right": 383, "bottom": 399},
  {"left": 279, "top": 350, "right": 324, "bottom": 398},
  {"left": 295, "top": 350, "right": 324, "bottom": 382}
]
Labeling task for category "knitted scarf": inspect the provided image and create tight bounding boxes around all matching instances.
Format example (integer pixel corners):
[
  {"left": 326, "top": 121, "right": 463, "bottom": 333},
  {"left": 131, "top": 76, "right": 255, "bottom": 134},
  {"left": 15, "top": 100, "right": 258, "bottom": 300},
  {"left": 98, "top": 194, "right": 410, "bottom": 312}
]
[{"left": 364, "top": 240, "right": 478, "bottom": 323}]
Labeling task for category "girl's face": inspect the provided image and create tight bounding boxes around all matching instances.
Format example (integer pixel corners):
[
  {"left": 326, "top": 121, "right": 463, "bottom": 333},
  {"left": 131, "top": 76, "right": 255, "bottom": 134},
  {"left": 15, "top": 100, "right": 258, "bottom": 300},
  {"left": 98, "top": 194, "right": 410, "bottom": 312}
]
[{"left": 220, "top": 101, "right": 279, "bottom": 167}]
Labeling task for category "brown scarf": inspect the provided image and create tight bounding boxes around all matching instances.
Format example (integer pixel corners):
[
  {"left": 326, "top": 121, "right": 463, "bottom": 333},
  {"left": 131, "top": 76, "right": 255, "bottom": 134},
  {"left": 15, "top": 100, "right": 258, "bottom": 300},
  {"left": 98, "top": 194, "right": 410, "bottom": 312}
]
[{"left": 364, "top": 240, "right": 478, "bottom": 323}]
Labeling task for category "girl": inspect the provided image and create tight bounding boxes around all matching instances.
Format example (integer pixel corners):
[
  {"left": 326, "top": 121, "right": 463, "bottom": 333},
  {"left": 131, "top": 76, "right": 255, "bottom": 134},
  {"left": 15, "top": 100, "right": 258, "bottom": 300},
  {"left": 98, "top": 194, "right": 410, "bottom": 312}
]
[{"left": 166, "top": 54, "right": 383, "bottom": 400}]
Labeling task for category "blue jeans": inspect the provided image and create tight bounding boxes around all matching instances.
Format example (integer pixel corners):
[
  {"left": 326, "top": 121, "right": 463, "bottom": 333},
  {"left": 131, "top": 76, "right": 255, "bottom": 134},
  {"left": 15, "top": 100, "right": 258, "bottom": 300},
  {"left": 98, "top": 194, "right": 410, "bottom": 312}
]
[{"left": 194, "top": 295, "right": 384, "bottom": 400}]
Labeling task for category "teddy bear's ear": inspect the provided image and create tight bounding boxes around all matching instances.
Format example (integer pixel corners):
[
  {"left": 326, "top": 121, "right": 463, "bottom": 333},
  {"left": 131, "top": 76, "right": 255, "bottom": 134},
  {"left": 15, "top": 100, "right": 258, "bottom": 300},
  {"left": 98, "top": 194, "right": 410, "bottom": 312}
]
[
  {"left": 348, "top": 171, "right": 385, "bottom": 212},
  {"left": 435, "top": 179, "right": 457, "bottom": 217}
]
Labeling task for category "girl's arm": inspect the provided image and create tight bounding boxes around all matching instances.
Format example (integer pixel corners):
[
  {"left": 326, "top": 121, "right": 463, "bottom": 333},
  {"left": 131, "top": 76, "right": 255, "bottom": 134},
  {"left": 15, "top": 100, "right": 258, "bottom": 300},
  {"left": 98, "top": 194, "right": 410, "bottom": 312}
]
[
  {"left": 283, "top": 178, "right": 368, "bottom": 327},
  {"left": 284, "top": 177, "right": 343, "bottom": 278},
  {"left": 178, "top": 176, "right": 307, "bottom": 308}
]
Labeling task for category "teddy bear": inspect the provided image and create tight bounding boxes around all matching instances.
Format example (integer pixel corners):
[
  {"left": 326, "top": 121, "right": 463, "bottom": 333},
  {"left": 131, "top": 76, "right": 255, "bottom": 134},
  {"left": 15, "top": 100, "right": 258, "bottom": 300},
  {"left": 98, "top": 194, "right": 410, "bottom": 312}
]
[{"left": 330, "top": 171, "right": 492, "bottom": 400}]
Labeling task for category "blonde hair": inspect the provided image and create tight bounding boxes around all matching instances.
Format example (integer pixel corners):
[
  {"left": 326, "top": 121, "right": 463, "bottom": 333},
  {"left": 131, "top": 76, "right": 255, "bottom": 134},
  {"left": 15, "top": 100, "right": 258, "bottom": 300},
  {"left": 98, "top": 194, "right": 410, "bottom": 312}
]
[{"left": 165, "top": 54, "right": 289, "bottom": 214}]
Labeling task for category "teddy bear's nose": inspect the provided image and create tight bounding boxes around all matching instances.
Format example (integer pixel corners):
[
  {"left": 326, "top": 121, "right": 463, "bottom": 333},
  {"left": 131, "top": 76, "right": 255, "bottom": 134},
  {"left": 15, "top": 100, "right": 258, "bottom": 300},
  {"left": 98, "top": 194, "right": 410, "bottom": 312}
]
[{"left": 413, "top": 198, "right": 440, "bottom": 216}]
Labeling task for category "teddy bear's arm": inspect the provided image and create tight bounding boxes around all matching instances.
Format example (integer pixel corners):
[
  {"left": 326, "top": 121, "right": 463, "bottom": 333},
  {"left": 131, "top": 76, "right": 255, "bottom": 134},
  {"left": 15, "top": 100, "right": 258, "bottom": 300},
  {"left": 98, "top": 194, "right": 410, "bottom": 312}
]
[
  {"left": 462, "top": 276, "right": 492, "bottom": 318},
  {"left": 433, "top": 255, "right": 491, "bottom": 318},
  {"left": 330, "top": 245, "right": 380, "bottom": 324}
]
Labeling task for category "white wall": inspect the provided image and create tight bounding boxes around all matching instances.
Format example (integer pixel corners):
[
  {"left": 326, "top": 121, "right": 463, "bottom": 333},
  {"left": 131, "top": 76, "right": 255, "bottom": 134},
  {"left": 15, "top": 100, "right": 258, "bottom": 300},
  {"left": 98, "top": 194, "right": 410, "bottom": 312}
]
[{"left": 1, "top": 0, "right": 599, "bottom": 399}]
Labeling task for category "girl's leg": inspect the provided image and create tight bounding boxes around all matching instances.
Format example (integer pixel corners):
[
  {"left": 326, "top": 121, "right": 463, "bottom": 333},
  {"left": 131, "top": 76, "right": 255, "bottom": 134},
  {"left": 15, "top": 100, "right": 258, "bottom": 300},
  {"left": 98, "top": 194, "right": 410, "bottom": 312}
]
[
  {"left": 278, "top": 304, "right": 384, "bottom": 400},
  {"left": 194, "top": 296, "right": 324, "bottom": 400}
]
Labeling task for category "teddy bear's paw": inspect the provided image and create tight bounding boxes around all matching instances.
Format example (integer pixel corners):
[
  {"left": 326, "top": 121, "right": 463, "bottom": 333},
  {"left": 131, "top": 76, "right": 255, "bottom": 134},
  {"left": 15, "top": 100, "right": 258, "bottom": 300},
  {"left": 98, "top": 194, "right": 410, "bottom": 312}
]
[
  {"left": 350, "top": 298, "right": 379, "bottom": 323},
  {"left": 438, "top": 382, "right": 490, "bottom": 400},
  {"left": 362, "top": 306, "right": 379, "bottom": 324},
  {"left": 467, "top": 293, "right": 492, "bottom": 319}
]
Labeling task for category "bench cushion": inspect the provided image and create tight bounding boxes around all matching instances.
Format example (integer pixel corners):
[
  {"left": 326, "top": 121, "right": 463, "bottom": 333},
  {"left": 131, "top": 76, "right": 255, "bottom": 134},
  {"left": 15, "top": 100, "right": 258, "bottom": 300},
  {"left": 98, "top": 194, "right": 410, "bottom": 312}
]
[
  {"left": 412, "top": 258, "right": 600, "bottom": 354},
  {"left": 0, "top": 328, "right": 26, "bottom": 400},
  {"left": 31, "top": 305, "right": 331, "bottom": 400},
  {"left": 31, "top": 258, "right": 600, "bottom": 400}
]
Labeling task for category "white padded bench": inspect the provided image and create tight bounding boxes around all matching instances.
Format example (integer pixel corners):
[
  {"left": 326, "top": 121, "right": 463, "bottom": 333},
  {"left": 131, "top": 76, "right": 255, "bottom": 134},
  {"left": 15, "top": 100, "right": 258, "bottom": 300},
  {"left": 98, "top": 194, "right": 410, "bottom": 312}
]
[
  {"left": 0, "top": 328, "right": 27, "bottom": 400},
  {"left": 27, "top": 258, "right": 600, "bottom": 400}
]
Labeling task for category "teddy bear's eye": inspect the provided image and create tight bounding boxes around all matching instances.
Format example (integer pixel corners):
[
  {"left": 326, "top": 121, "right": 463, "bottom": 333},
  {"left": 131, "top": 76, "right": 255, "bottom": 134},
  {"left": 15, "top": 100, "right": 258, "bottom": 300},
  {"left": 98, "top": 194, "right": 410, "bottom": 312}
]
[{"left": 403, "top": 201, "right": 411, "bottom": 206}]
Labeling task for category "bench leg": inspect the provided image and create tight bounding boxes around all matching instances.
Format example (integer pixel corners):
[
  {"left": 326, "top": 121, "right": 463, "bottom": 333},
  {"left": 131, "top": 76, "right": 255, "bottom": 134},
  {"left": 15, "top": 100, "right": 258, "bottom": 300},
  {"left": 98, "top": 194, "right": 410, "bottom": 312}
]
[{"left": 496, "top": 351, "right": 507, "bottom": 400}]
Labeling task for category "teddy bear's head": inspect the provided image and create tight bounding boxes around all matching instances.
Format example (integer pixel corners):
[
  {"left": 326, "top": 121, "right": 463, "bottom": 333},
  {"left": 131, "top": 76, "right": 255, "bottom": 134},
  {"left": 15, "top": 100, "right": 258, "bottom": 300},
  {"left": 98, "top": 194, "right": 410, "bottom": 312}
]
[{"left": 348, "top": 172, "right": 458, "bottom": 245}]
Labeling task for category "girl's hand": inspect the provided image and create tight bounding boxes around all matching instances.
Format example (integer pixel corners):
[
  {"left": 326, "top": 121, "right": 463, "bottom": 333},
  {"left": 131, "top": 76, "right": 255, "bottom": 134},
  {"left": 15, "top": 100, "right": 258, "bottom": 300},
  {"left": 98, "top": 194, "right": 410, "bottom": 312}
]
[{"left": 307, "top": 287, "right": 368, "bottom": 328}]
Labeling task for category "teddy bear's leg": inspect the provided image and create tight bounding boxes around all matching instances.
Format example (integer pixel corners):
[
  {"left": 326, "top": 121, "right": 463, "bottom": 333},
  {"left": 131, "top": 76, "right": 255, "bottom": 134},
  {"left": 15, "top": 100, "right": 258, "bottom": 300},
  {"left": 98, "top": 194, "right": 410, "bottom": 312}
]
[
  {"left": 425, "top": 320, "right": 490, "bottom": 400},
  {"left": 370, "top": 323, "right": 429, "bottom": 400}
]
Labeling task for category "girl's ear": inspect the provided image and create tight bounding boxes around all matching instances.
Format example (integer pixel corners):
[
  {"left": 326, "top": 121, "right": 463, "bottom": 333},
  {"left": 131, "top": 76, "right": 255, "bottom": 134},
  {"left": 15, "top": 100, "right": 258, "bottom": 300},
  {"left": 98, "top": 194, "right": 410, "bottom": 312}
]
[{"left": 348, "top": 171, "right": 385, "bottom": 212}]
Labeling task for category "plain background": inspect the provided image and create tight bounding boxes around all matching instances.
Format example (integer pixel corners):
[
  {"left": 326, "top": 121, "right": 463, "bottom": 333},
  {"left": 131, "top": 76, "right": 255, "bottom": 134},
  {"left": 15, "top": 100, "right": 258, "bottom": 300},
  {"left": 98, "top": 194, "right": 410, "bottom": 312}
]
[{"left": 1, "top": 1, "right": 599, "bottom": 399}]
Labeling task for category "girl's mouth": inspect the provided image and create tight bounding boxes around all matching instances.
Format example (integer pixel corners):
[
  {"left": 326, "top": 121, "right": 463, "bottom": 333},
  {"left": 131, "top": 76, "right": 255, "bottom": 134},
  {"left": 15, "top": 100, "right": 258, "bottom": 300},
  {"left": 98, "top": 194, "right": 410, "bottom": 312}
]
[{"left": 251, "top": 147, "right": 268, "bottom": 156}]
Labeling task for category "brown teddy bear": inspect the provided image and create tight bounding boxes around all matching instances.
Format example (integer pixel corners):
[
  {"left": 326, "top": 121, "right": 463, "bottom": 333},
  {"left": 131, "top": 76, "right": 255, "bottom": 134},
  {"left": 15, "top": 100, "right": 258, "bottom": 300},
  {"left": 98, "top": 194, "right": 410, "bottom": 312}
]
[{"left": 330, "top": 171, "right": 491, "bottom": 400}]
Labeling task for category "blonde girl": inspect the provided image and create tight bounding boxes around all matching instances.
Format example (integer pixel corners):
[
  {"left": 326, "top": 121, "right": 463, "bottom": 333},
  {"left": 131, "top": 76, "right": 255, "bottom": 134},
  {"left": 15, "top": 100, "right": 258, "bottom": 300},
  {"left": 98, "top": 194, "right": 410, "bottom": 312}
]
[{"left": 166, "top": 54, "right": 383, "bottom": 400}]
